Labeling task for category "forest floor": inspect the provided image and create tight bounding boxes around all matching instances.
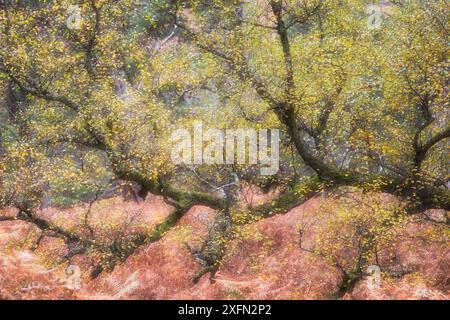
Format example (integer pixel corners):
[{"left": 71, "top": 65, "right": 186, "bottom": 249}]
[{"left": 0, "top": 187, "right": 448, "bottom": 300}]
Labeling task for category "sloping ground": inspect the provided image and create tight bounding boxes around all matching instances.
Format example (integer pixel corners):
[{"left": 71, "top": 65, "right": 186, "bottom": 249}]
[
  {"left": 0, "top": 219, "right": 70, "bottom": 299},
  {"left": 83, "top": 200, "right": 338, "bottom": 300},
  {"left": 0, "top": 192, "right": 448, "bottom": 300}
]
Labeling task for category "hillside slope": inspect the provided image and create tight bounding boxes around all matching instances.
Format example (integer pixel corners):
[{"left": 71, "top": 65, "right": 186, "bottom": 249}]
[{"left": 0, "top": 192, "right": 448, "bottom": 300}]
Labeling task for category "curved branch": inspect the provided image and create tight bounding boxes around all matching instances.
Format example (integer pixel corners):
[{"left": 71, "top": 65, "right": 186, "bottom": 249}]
[{"left": 414, "top": 123, "right": 449, "bottom": 168}]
